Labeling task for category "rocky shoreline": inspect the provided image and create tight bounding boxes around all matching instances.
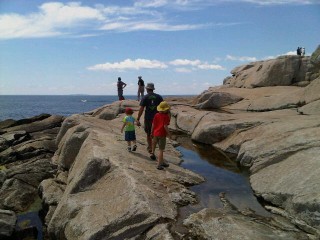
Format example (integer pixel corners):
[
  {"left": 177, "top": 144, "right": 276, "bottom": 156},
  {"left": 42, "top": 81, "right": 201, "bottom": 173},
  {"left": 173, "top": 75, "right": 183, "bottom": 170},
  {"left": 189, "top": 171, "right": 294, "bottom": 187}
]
[{"left": 1, "top": 45, "right": 319, "bottom": 239}]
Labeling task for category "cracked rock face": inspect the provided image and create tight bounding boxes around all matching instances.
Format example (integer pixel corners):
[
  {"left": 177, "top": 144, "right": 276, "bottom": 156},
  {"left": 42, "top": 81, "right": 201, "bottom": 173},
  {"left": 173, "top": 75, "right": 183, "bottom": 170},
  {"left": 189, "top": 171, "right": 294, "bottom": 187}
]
[
  {"left": 0, "top": 114, "right": 63, "bottom": 212},
  {"left": 183, "top": 207, "right": 312, "bottom": 240},
  {"left": 42, "top": 112, "right": 204, "bottom": 239},
  {"left": 0, "top": 209, "right": 17, "bottom": 238},
  {"left": 223, "top": 54, "right": 316, "bottom": 88}
]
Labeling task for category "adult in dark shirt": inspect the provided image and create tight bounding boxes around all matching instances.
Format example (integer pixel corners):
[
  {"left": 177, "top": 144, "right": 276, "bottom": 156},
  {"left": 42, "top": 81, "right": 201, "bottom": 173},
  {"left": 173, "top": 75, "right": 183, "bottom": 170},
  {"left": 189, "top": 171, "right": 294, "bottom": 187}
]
[
  {"left": 297, "top": 47, "right": 301, "bottom": 56},
  {"left": 117, "top": 77, "right": 127, "bottom": 100},
  {"left": 137, "top": 76, "right": 145, "bottom": 101},
  {"left": 136, "top": 83, "right": 163, "bottom": 154}
]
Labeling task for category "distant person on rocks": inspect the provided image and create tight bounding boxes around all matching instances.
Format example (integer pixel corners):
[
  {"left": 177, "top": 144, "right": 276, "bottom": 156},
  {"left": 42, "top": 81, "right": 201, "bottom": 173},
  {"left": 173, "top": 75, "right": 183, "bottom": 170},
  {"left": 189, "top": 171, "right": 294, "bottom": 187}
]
[
  {"left": 121, "top": 107, "right": 137, "bottom": 152},
  {"left": 136, "top": 83, "right": 163, "bottom": 156},
  {"left": 150, "top": 101, "right": 171, "bottom": 170},
  {"left": 297, "top": 47, "right": 301, "bottom": 56},
  {"left": 117, "top": 77, "right": 127, "bottom": 101},
  {"left": 137, "top": 76, "right": 145, "bottom": 101},
  {"left": 301, "top": 47, "right": 305, "bottom": 57}
]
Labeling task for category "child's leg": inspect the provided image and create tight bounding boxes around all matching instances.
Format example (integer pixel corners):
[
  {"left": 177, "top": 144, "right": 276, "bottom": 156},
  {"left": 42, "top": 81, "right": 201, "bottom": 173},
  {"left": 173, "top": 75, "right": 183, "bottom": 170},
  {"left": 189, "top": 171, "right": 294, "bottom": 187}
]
[
  {"left": 156, "top": 137, "right": 169, "bottom": 169},
  {"left": 150, "top": 137, "right": 157, "bottom": 160},
  {"left": 151, "top": 137, "right": 157, "bottom": 155},
  {"left": 127, "top": 141, "right": 132, "bottom": 151},
  {"left": 157, "top": 149, "right": 164, "bottom": 165},
  {"left": 132, "top": 140, "right": 137, "bottom": 151}
]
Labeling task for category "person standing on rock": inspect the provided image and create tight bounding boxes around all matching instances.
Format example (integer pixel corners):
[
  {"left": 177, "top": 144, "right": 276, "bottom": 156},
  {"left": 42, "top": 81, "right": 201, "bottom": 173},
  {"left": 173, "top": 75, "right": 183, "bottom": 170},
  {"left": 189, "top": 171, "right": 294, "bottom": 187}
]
[
  {"left": 117, "top": 77, "right": 127, "bottom": 101},
  {"left": 136, "top": 83, "right": 163, "bottom": 156},
  {"left": 301, "top": 47, "right": 305, "bottom": 57},
  {"left": 137, "top": 76, "right": 145, "bottom": 101},
  {"left": 297, "top": 47, "right": 301, "bottom": 56},
  {"left": 150, "top": 101, "right": 171, "bottom": 170},
  {"left": 121, "top": 107, "right": 137, "bottom": 152}
]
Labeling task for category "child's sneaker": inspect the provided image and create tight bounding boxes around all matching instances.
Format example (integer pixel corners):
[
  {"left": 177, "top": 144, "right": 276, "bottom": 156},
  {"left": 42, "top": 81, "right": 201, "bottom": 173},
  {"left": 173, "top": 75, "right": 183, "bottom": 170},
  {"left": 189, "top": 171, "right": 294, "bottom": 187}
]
[
  {"left": 132, "top": 145, "right": 137, "bottom": 151},
  {"left": 127, "top": 147, "right": 131, "bottom": 152}
]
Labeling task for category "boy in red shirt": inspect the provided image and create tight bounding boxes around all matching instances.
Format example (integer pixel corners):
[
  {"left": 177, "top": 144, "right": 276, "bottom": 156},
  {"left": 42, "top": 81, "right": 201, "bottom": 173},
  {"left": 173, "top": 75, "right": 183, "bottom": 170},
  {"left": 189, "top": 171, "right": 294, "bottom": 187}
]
[{"left": 150, "top": 101, "right": 171, "bottom": 170}]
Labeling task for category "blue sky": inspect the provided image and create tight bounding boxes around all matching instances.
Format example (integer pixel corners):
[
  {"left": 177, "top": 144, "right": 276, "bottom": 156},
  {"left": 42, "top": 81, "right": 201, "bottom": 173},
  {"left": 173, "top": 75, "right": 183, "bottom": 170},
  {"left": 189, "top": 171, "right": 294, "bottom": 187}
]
[{"left": 0, "top": 0, "right": 319, "bottom": 96}]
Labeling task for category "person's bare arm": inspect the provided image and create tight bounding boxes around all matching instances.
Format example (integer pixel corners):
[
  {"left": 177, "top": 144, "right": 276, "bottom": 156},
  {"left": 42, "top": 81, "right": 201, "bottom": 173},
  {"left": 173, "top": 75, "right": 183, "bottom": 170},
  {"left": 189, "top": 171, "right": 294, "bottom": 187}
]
[
  {"left": 164, "top": 125, "right": 171, "bottom": 139},
  {"left": 121, "top": 122, "right": 126, "bottom": 133},
  {"left": 151, "top": 123, "right": 154, "bottom": 137},
  {"left": 136, "top": 106, "right": 144, "bottom": 126}
]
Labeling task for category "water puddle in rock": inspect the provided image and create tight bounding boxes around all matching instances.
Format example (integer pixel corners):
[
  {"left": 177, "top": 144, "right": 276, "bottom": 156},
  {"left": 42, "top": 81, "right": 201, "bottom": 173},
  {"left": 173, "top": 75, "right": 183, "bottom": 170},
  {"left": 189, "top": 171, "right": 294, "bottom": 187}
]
[
  {"left": 15, "top": 212, "right": 43, "bottom": 240},
  {"left": 172, "top": 137, "right": 271, "bottom": 235},
  {"left": 14, "top": 196, "right": 45, "bottom": 240}
]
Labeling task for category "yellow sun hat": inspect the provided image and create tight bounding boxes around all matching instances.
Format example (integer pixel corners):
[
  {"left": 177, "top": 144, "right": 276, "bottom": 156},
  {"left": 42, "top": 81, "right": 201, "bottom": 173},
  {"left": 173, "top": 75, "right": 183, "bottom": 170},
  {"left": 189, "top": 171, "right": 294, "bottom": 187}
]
[{"left": 157, "top": 101, "right": 170, "bottom": 112}]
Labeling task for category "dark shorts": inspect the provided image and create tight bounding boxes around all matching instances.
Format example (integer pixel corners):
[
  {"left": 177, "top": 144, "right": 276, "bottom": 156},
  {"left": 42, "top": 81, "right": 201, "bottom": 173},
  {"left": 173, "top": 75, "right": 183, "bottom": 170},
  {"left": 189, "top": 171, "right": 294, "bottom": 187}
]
[
  {"left": 125, "top": 131, "right": 136, "bottom": 141},
  {"left": 153, "top": 136, "right": 166, "bottom": 150},
  {"left": 144, "top": 119, "right": 152, "bottom": 135}
]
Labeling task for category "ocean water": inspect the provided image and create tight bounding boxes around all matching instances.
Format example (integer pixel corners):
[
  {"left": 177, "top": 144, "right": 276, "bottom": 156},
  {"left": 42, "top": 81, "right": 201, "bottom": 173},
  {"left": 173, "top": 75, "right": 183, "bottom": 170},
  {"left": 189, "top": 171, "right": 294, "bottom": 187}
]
[
  {"left": 0, "top": 95, "right": 121, "bottom": 121},
  {"left": 0, "top": 95, "right": 191, "bottom": 121}
]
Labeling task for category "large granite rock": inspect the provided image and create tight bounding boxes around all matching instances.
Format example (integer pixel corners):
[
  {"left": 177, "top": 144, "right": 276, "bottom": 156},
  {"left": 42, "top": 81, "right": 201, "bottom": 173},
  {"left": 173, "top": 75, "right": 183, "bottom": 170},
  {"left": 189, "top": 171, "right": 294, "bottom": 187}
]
[
  {"left": 193, "top": 91, "right": 243, "bottom": 110},
  {"left": 307, "top": 45, "right": 320, "bottom": 81},
  {"left": 298, "top": 99, "right": 320, "bottom": 115},
  {"left": 0, "top": 115, "right": 64, "bottom": 164},
  {"left": 0, "top": 209, "right": 16, "bottom": 239},
  {"left": 194, "top": 85, "right": 305, "bottom": 112},
  {"left": 41, "top": 110, "right": 204, "bottom": 239},
  {"left": 165, "top": 47, "right": 320, "bottom": 236},
  {"left": 223, "top": 45, "right": 320, "bottom": 88},
  {"left": 224, "top": 55, "right": 308, "bottom": 88},
  {"left": 183, "top": 193, "right": 314, "bottom": 240},
  {"left": 0, "top": 114, "right": 64, "bottom": 238},
  {"left": 250, "top": 147, "right": 320, "bottom": 229},
  {"left": 40, "top": 83, "right": 320, "bottom": 238},
  {"left": 169, "top": 101, "right": 320, "bottom": 233},
  {"left": 303, "top": 76, "right": 320, "bottom": 104},
  {"left": 0, "top": 156, "right": 56, "bottom": 212}
]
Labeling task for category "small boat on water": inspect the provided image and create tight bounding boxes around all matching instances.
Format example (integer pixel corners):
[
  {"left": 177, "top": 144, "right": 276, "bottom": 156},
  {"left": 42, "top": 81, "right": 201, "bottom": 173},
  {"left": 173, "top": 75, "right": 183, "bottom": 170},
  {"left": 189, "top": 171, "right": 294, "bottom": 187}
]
[{"left": 81, "top": 99, "right": 87, "bottom": 102}]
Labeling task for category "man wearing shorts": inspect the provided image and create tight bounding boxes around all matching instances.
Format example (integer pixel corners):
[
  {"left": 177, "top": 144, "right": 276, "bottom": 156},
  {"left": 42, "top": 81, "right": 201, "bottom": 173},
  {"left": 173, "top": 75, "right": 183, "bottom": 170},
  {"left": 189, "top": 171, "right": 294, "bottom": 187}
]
[{"left": 136, "top": 83, "right": 163, "bottom": 156}]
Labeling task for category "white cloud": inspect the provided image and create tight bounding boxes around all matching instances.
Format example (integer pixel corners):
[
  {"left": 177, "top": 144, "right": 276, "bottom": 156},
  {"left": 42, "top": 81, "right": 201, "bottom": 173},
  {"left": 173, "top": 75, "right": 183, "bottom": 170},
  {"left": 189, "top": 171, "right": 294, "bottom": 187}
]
[
  {"left": 198, "top": 63, "right": 226, "bottom": 70},
  {"left": 263, "top": 50, "right": 301, "bottom": 59},
  {"left": 0, "top": 2, "right": 104, "bottom": 39},
  {"left": 39, "top": 2, "right": 105, "bottom": 24},
  {"left": 134, "top": 0, "right": 169, "bottom": 8},
  {"left": 284, "top": 51, "right": 297, "bottom": 55},
  {"left": 87, "top": 59, "right": 168, "bottom": 71},
  {"left": 170, "top": 59, "right": 202, "bottom": 66},
  {"left": 226, "top": 55, "right": 257, "bottom": 62},
  {"left": 4, "top": 1, "right": 312, "bottom": 40},
  {"left": 170, "top": 58, "right": 225, "bottom": 71},
  {"left": 100, "top": 21, "right": 206, "bottom": 32},
  {"left": 88, "top": 58, "right": 226, "bottom": 72},
  {"left": 0, "top": 1, "right": 244, "bottom": 39},
  {"left": 0, "top": 1, "right": 209, "bottom": 39}
]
